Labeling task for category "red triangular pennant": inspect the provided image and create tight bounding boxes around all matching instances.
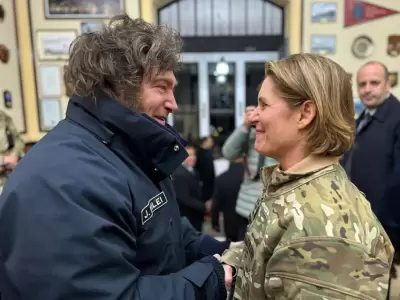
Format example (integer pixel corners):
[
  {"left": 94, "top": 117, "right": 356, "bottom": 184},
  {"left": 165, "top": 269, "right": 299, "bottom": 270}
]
[{"left": 345, "top": 0, "right": 398, "bottom": 27}]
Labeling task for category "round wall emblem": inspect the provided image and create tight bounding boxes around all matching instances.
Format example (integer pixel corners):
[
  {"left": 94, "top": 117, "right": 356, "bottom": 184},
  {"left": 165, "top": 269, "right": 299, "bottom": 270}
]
[{"left": 351, "top": 36, "right": 374, "bottom": 59}]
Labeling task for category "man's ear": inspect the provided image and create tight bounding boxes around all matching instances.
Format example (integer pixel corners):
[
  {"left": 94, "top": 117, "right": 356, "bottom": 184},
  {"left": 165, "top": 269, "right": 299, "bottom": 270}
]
[
  {"left": 297, "top": 100, "right": 316, "bottom": 130},
  {"left": 385, "top": 77, "right": 392, "bottom": 91}
]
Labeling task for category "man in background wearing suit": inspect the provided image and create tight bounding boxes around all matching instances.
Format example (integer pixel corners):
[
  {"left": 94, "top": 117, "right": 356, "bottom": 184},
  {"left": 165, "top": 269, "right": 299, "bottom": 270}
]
[{"left": 341, "top": 61, "right": 400, "bottom": 295}]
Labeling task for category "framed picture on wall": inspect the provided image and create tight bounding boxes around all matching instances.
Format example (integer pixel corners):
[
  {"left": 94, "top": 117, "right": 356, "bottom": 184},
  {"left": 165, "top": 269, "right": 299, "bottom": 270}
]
[
  {"left": 311, "top": 35, "right": 336, "bottom": 55},
  {"left": 311, "top": 2, "right": 337, "bottom": 23},
  {"left": 81, "top": 21, "right": 105, "bottom": 33},
  {"left": 44, "top": 0, "right": 125, "bottom": 19},
  {"left": 38, "top": 65, "right": 62, "bottom": 97},
  {"left": 39, "top": 98, "right": 62, "bottom": 131},
  {"left": 389, "top": 72, "right": 398, "bottom": 88},
  {"left": 36, "top": 30, "right": 77, "bottom": 61}
]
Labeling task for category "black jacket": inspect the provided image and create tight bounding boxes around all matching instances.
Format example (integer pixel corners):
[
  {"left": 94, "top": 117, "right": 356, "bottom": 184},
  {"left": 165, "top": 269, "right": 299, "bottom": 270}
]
[
  {"left": 211, "top": 162, "right": 244, "bottom": 239},
  {"left": 173, "top": 165, "right": 205, "bottom": 231},
  {"left": 341, "top": 94, "right": 400, "bottom": 246},
  {"left": 195, "top": 148, "right": 215, "bottom": 201},
  {"left": 0, "top": 92, "right": 228, "bottom": 300}
]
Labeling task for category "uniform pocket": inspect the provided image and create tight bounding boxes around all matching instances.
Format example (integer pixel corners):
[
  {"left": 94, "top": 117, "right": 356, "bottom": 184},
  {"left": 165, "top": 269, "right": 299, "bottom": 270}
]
[
  {"left": 264, "top": 276, "right": 361, "bottom": 300},
  {"left": 166, "top": 217, "right": 182, "bottom": 263},
  {"left": 300, "top": 289, "right": 340, "bottom": 300}
]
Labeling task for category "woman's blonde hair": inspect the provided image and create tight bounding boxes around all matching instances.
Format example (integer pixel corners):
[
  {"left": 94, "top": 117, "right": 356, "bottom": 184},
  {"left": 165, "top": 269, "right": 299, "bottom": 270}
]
[{"left": 265, "top": 53, "right": 355, "bottom": 156}]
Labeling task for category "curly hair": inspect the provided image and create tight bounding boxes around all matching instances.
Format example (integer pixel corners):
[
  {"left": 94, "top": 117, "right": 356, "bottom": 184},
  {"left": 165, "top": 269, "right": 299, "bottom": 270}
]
[{"left": 65, "top": 14, "right": 183, "bottom": 109}]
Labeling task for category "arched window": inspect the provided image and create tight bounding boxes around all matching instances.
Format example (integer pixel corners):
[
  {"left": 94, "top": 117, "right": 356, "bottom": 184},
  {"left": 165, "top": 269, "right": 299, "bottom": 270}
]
[{"left": 158, "top": 0, "right": 283, "bottom": 37}]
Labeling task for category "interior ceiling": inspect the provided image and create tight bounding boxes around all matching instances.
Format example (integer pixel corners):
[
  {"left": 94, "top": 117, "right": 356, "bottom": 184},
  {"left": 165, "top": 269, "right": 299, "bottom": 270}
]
[{"left": 154, "top": 0, "right": 288, "bottom": 9}]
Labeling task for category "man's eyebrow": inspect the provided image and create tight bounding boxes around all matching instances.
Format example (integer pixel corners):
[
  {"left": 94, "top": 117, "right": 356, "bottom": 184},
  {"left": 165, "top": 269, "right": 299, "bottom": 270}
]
[{"left": 155, "top": 77, "right": 177, "bottom": 87}]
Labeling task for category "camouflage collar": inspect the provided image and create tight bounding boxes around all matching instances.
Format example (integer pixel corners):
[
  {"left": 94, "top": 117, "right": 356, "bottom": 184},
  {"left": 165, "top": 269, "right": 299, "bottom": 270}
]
[{"left": 261, "top": 155, "right": 340, "bottom": 194}]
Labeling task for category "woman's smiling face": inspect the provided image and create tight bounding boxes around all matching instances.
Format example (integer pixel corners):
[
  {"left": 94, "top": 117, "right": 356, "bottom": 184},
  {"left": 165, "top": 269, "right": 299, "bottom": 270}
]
[{"left": 251, "top": 76, "right": 302, "bottom": 159}]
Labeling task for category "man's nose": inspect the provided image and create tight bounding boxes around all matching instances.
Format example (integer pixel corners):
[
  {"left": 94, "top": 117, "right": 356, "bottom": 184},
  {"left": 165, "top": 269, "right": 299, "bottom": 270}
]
[
  {"left": 363, "top": 83, "right": 373, "bottom": 93},
  {"left": 166, "top": 94, "right": 178, "bottom": 113}
]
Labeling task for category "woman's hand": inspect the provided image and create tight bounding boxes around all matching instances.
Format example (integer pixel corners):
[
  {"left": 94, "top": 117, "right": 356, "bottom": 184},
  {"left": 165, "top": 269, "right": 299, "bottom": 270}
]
[
  {"left": 213, "top": 254, "right": 234, "bottom": 290},
  {"left": 223, "top": 264, "right": 233, "bottom": 289}
]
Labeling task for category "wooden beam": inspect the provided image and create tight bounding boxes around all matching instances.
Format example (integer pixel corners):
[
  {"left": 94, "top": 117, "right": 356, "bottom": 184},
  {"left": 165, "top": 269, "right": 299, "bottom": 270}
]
[
  {"left": 267, "top": 0, "right": 288, "bottom": 8},
  {"left": 153, "top": 0, "right": 176, "bottom": 9}
]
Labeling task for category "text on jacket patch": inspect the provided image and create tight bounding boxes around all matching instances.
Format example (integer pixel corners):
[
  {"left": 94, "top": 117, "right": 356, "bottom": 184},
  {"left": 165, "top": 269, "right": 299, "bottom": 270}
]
[{"left": 141, "top": 192, "right": 168, "bottom": 225}]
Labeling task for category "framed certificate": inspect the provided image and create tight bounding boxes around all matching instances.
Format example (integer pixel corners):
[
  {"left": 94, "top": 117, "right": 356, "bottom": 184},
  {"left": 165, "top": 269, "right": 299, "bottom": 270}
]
[
  {"left": 38, "top": 65, "right": 61, "bottom": 97},
  {"left": 39, "top": 98, "right": 62, "bottom": 131},
  {"left": 36, "top": 30, "right": 77, "bottom": 61}
]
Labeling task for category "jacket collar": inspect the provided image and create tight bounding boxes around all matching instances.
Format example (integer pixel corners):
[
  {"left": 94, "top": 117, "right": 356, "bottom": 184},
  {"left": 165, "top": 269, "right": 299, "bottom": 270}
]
[
  {"left": 261, "top": 155, "right": 339, "bottom": 192},
  {"left": 66, "top": 92, "right": 188, "bottom": 180},
  {"left": 358, "top": 93, "right": 397, "bottom": 125},
  {"left": 373, "top": 94, "right": 398, "bottom": 123}
]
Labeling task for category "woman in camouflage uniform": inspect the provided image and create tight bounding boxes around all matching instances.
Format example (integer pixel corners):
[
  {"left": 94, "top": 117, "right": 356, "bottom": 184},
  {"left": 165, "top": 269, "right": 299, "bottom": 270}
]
[
  {"left": 0, "top": 111, "right": 24, "bottom": 193},
  {"left": 221, "top": 53, "right": 394, "bottom": 300}
]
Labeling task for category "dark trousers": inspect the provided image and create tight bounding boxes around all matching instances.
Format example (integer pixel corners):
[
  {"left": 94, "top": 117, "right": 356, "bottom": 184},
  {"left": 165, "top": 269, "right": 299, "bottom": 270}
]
[
  {"left": 190, "top": 217, "right": 203, "bottom": 232},
  {"left": 236, "top": 214, "right": 249, "bottom": 241}
]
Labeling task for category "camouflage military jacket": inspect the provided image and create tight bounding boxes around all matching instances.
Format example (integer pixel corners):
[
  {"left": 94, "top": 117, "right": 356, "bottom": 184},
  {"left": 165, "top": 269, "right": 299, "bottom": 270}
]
[{"left": 221, "top": 155, "right": 394, "bottom": 300}]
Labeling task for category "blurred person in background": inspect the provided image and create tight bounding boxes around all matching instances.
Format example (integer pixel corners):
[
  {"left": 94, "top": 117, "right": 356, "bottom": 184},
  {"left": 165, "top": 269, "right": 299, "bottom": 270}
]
[
  {"left": 213, "top": 134, "right": 230, "bottom": 177},
  {"left": 194, "top": 133, "right": 215, "bottom": 214},
  {"left": 221, "top": 54, "right": 393, "bottom": 300},
  {"left": 341, "top": 62, "right": 400, "bottom": 278},
  {"left": 0, "top": 15, "right": 230, "bottom": 300},
  {"left": 0, "top": 111, "right": 24, "bottom": 194},
  {"left": 222, "top": 106, "right": 277, "bottom": 240},
  {"left": 211, "top": 157, "right": 244, "bottom": 242},
  {"left": 173, "top": 142, "right": 211, "bottom": 231}
]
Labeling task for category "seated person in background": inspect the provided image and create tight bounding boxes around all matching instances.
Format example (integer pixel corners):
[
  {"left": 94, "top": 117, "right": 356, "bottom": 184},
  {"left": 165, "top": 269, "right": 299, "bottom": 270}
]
[
  {"left": 173, "top": 142, "right": 211, "bottom": 232},
  {"left": 221, "top": 53, "right": 394, "bottom": 300}
]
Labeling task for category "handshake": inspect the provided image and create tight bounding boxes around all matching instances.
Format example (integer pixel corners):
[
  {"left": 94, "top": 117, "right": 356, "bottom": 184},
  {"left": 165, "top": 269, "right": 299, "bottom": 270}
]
[{"left": 213, "top": 254, "right": 234, "bottom": 291}]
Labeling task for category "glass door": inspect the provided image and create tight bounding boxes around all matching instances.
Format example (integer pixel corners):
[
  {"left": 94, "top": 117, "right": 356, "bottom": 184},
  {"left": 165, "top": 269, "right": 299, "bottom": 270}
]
[
  {"left": 171, "top": 51, "right": 279, "bottom": 139},
  {"left": 208, "top": 61, "right": 236, "bottom": 141},
  {"left": 170, "top": 63, "right": 199, "bottom": 141},
  {"left": 245, "top": 62, "right": 266, "bottom": 107}
]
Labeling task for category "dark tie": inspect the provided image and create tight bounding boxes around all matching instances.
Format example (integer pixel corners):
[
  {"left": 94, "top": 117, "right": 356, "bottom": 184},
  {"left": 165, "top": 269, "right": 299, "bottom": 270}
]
[{"left": 357, "top": 112, "right": 372, "bottom": 133}]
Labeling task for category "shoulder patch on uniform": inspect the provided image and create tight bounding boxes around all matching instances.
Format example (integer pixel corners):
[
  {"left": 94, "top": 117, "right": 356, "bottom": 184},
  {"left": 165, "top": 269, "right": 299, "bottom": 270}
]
[{"left": 141, "top": 192, "right": 168, "bottom": 225}]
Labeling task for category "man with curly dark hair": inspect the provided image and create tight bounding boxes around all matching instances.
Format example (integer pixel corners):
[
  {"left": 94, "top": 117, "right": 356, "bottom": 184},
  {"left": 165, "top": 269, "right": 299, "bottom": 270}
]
[{"left": 0, "top": 15, "right": 229, "bottom": 300}]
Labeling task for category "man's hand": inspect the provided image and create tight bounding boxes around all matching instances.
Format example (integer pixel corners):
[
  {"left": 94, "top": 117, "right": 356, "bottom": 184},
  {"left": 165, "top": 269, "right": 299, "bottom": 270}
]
[
  {"left": 3, "top": 154, "right": 18, "bottom": 170},
  {"left": 243, "top": 106, "right": 256, "bottom": 129}
]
